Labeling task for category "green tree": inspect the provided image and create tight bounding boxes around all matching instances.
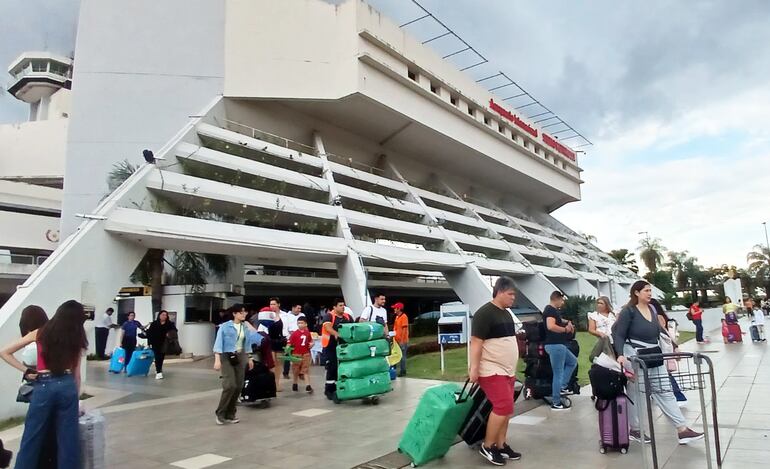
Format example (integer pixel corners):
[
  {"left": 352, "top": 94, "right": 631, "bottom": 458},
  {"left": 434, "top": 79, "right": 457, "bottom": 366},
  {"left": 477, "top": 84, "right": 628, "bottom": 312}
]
[
  {"left": 747, "top": 244, "right": 770, "bottom": 295},
  {"left": 561, "top": 295, "right": 595, "bottom": 331},
  {"left": 643, "top": 270, "right": 675, "bottom": 295},
  {"left": 638, "top": 237, "right": 666, "bottom": 273},
  {"left": 108, "top": 160, "right": 231, "bottom": 312},
  {"left": 666, "top": 250, "right": 690, "bottom": 290},
  {"left": 609, "top": 248, "right": 639, "bottom": 273}
]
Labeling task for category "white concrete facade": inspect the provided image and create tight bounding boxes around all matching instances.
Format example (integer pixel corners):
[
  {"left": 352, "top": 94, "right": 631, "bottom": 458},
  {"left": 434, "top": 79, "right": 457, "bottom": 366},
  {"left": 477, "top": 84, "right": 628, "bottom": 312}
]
[{"left": 0, "top": 0, "right": 644, "bottom": 419}]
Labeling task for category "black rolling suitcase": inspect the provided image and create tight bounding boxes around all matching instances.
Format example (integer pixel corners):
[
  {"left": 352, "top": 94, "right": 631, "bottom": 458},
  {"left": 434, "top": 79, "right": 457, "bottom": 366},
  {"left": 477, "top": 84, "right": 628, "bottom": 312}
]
[
  {"left": 241, "top": 362, "right": 276, "bottom": 405},
  {"left": 459, "top": 381, "right": 523, "bottom": 446}
]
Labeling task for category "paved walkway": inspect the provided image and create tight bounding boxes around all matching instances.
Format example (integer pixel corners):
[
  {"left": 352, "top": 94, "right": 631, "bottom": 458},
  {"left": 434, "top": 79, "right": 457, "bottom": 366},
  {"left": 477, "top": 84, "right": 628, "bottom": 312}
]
[{"left": 2, "top": 320, "right": 768, "bottom": 468}]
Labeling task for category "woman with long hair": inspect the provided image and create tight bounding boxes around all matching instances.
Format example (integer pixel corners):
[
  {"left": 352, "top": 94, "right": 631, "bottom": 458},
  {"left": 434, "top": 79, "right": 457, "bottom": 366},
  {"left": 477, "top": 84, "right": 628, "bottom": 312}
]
[
  {"left": 0, "top": 300, "right": 88, "bottom": 468},
  {"left": 613, "top": 281, "right": 702, "bottom": 445},
  {"left": 146, "top": 310, "right": 177, "bottom": 380}
]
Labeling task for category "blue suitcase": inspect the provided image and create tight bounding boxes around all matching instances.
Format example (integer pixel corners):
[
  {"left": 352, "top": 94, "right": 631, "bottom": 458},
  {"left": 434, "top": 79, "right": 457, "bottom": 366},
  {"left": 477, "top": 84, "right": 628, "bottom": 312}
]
[
  {"left": 126, "top": 348, "right": 155, "bottom": 376},
  {"left": 109, "top": 347, "right": 126, "bottom": 373}
]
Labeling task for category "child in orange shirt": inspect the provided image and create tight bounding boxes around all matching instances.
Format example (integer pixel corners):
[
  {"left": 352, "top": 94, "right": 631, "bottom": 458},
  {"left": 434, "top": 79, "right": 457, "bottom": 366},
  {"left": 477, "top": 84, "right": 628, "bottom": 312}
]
[{"left": 289, "top": 317, "right": 313, "bottom": 393}]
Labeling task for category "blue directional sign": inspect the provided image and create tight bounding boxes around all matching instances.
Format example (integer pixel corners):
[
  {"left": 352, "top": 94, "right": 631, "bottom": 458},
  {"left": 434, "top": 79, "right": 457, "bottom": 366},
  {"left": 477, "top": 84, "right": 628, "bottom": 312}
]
[{"left": 439, "top": 333, "right": 462, "bottom": 344}]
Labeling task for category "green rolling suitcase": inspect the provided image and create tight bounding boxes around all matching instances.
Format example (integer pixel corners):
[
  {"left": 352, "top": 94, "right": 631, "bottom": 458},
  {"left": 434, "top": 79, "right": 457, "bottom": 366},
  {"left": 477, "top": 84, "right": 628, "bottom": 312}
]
[
  {"left": 398, "top": 382, "right": 474, "bottom": 467},
  {"left": 335, "top": 371, "right": 392, "bottom": 401},
  {"left": 338, "top": 357, "right": 390, "bottom": 379},
  {"left": 337, "top": 339, "right": 390, "bottom": 362},
  {"left": 337, "top": 322, "right": 385, "bottom": 343}
]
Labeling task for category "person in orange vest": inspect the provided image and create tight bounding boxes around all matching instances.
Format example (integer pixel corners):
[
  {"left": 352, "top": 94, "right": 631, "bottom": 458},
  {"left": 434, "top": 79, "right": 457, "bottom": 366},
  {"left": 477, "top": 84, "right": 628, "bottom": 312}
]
[
  {"left": 392, "top": 302, "right": 409, "bottom": 377},
  {"left": 322, "top": 298, "right": 353, "bottom": 400}
]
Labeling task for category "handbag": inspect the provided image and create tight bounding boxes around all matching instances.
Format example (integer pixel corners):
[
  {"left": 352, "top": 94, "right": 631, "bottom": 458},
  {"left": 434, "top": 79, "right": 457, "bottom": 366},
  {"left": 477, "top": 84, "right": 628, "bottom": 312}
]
[
  {"left": 635, "top": 345, "right": 664, "bottom": 368},
  {"left": 16, "top": 381, "right": 33, "bottom": 403},
  {"left": 588, "top": 364, "right": 627, "bottom": 401}
]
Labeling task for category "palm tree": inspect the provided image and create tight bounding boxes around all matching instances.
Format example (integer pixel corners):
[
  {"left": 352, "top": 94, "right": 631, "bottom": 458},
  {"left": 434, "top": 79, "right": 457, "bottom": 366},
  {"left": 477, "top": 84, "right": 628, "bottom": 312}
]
[
  {"left": 108, "top": 160, "right": 231, "bottom": 312},
  {"left": 747, "top": 244, "right": 770, "bottom": 294},
  {"left": 608, "top": 248, "right": 639, "bottom": 273},
  {"left": 666, "top": 251, "right": 691, "bottom": 290},
  {"left": 638, "top": 237, "right": 666, "bottom": 273}
]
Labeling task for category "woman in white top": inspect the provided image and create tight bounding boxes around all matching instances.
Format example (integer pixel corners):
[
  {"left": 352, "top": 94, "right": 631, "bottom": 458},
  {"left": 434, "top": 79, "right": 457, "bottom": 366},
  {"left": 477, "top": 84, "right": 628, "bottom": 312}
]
[{"left": 588, "top": 296, "right": 616, "bottom": 340}]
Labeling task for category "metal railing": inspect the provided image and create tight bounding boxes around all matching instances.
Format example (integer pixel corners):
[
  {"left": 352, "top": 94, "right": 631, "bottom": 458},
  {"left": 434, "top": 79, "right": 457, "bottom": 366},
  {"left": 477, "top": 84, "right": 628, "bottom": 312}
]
[
  {"left": 0, "top": 253, "right": 49, "bottom": 266},
  {"left": 223, "top": 119, "right": 387, "bottom": 177}
]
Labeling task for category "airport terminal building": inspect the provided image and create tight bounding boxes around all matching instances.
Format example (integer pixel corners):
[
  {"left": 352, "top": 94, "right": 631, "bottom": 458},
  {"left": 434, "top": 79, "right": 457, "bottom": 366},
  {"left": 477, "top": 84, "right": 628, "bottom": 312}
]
[{"left": 0, "top": 0, "right": 640, "bottom": 417}]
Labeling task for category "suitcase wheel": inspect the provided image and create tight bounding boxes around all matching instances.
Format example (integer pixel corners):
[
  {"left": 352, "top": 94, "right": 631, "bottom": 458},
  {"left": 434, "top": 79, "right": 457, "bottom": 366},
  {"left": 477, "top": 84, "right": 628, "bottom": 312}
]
[
  {"left": 620, "top": 447, "right": 628, "bottom": 454},
  {"left": 260, "top": 400, "right": 270, "bottom": 409},
  {"left": 599, "top": 446, "right": 606, "bottom": 454},
  {"left": 333, "top": 396, "right": 341, "bottom": 405},
  {"left": 370, "top": 396, "right": 380, "bottom": 405}
]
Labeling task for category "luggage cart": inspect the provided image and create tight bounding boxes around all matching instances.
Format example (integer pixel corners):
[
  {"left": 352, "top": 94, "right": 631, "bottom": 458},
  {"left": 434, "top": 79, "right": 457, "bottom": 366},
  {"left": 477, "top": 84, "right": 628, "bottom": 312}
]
[{"left": 630, "top": 352, "right": 722, "bottom": 469}]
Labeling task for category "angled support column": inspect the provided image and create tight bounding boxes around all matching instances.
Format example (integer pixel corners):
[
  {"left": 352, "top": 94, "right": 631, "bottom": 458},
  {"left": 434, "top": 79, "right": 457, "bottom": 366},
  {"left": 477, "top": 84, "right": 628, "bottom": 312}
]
[
  {"left": 313, "top": 133, "right": 368, "bottom": 316},
  {"left": 386, "top": 162, "right": 491, "bottom": 312},
  {"left": 437, "top": 181, "right": 558, "bottom": 310}
]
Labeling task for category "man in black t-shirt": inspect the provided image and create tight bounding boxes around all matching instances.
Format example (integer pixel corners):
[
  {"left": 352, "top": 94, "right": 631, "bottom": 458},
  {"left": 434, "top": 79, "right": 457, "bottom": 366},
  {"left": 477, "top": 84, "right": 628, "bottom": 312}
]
[
  {"left": 543, "top": 291, "right": 577, "bottom": 410},
  {"left": 469, "top": 276, "right": 522, "bottom": 465}
]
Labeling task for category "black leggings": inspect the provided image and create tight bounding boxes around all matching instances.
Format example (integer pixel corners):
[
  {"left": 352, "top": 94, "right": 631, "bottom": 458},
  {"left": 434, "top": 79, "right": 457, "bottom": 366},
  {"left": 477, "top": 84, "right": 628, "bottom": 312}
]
[{"left": 154, "top": 350, "right": 165, "bottom": 373}]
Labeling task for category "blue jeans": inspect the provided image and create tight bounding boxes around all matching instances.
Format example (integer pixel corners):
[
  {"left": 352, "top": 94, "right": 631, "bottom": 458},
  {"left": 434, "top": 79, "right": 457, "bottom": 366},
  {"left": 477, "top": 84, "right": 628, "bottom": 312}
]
[
  {"left": 693, "top": 319, "right": 704, "bottom": 342},
  {"left": 544, "top": 344, "right": 577, "bottom": 406},
  {"left": 16, "top": 374, "right": 80, "bottom": 469},
  {"left": 399, "top": 343, "right": 408, "bottom": 374}
]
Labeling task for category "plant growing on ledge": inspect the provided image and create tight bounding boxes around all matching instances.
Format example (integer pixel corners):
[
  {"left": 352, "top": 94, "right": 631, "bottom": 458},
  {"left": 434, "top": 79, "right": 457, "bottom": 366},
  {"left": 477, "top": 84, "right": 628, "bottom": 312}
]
[{"left": 107, "top": 160, "right": 232, "bottom": 311}]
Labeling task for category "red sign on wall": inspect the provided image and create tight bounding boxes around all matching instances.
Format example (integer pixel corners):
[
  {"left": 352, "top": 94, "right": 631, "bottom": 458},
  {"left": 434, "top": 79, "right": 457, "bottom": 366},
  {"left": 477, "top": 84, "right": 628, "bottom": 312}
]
[
  {"left": 542, "top": 133, "right": 576, "bottom": 162},
  {"left": 488, "top": 99, "right": 538, "bottom": 138}
]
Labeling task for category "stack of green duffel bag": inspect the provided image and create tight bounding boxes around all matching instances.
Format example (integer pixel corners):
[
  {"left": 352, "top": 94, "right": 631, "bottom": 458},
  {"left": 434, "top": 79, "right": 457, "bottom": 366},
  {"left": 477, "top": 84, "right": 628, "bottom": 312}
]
[
  {"left": 335, "top": 322, "right": 392, "bottom": 401},
  {"left": 398, "top": 382, "right": 474, "bottom": 466}
]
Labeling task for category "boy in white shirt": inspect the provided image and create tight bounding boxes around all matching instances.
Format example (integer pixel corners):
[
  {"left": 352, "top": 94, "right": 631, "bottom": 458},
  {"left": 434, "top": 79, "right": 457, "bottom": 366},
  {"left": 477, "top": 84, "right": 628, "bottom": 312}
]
[{"left": 746, "top": 298, "right": 766, "bottom": 342}]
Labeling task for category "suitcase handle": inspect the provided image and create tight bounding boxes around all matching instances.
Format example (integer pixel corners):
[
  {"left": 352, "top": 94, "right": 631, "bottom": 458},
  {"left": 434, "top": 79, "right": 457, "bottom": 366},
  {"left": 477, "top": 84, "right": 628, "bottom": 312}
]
[{"left": 456, "top": 379, "right": 474, "bottom": 403}]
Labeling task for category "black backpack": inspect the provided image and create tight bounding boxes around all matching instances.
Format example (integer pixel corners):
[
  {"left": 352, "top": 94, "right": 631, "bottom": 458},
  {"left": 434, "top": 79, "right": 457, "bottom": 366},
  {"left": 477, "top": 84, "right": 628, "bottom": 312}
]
[{"left": 588, "top": 364, "right": 627, "bottom": 401}]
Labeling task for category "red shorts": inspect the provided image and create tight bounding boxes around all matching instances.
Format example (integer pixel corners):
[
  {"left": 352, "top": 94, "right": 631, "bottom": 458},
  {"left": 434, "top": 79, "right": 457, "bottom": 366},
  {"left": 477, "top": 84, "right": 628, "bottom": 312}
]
[{"left": 477, "top": 375, "right": 516, "bottom": 416}]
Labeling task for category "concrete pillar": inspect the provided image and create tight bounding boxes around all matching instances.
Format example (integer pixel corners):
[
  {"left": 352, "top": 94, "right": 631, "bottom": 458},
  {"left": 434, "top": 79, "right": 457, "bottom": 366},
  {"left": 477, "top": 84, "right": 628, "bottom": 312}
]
[{"left": 313, "top": 133, "right": 369, "bottom": 316}]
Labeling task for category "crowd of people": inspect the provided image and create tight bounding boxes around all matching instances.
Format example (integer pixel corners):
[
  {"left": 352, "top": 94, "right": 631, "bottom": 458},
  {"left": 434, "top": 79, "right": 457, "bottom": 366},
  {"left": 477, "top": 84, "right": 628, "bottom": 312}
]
[
  {"left": 3, "top": 284, "right": 764, "bottom": 467},
  {"left": 469, "top": 277, "right": 710, "bottom": 466},
  {"left": 211, "top": 294, "right": 411, "bottom": 425}
]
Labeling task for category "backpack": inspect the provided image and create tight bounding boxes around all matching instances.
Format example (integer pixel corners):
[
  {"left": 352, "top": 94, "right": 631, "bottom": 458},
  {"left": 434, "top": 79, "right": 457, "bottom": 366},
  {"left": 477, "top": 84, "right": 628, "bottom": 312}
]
[
  {"left": 686, "top": 311, "right": 693, "bottom": 321},
  {"left": 588, "top": 364, "right": 627, "bottom": 401}
]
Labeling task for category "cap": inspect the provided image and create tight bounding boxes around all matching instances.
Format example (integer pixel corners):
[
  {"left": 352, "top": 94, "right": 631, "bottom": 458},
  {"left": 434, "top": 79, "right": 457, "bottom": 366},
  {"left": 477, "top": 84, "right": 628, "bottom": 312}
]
[
  {"left": 260, "top": 306, "right": 271, "bottom": 312},
  {"left": 391, "top": 302, "right": 404, "bottom": 310}
]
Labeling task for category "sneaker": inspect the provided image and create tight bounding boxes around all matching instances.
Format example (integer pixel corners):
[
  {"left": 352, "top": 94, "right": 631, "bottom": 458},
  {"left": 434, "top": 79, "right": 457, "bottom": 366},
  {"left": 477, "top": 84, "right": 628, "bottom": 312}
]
[
  {"left": 478, "top": 444, "right": 505, "bottom": 466},
  {"left": 630, "top": 430, "right": 651, "bottom": 444},
  {"left": 678, "top": 428, "right": 704, "bottom": 444},
  {"left": 155, "top": 372, "right": 164, "bottom": 380},
  {"left": 292, "top": 383, "right": 299, "bottom": 392},
  {"left": 495, "top": 443, "right": 522, "bottom": 461},
  {"left": 282, "top": 373, "right": 289, "bottom": 379},
  {"left": 560, "top": 388, "right": 573, "bottom": 396},
  {"left": 215, "top": 415, "right": 225, "bottom": 426},
  {"left": 551, "top": 403, "right": 566, "bottom": 411},
  {"left": 225, "top": 418, "right": 240, "bottom": 424},
  {"left": 306, "top": 385, "right": 314, "bottom": 394}
]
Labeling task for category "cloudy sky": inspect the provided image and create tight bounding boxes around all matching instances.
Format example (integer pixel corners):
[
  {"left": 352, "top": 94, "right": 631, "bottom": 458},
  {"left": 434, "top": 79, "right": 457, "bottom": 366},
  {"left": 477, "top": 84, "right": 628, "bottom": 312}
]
[{"left": 2, "top": 0, "right": 769, "bottom": 269}]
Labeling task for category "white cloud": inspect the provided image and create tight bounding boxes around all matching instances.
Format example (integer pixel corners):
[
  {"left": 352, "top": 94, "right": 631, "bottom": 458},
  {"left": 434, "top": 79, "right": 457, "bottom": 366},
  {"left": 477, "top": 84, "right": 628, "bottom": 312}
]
[{"left": 554, "top": 75, "right": 770, "bottom": 269}]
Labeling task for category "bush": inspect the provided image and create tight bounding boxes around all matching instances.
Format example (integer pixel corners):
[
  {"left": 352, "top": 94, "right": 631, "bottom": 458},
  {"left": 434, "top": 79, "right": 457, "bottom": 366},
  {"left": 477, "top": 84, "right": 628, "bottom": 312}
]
[
  {"left": 406, "top": 340, "right": 463, "bottom": 357},
  {"left": 410, "top": 317, "right": 439, "bottom": 337},
  {"left": 562, "top": 295, "right": 595, "bottom": 331}
]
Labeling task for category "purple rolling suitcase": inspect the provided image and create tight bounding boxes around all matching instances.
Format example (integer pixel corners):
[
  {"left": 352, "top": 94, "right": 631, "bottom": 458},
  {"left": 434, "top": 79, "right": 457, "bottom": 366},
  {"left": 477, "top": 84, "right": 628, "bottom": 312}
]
[{"left": 597, "top": 396, "right": 629, "bottom": 454}]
